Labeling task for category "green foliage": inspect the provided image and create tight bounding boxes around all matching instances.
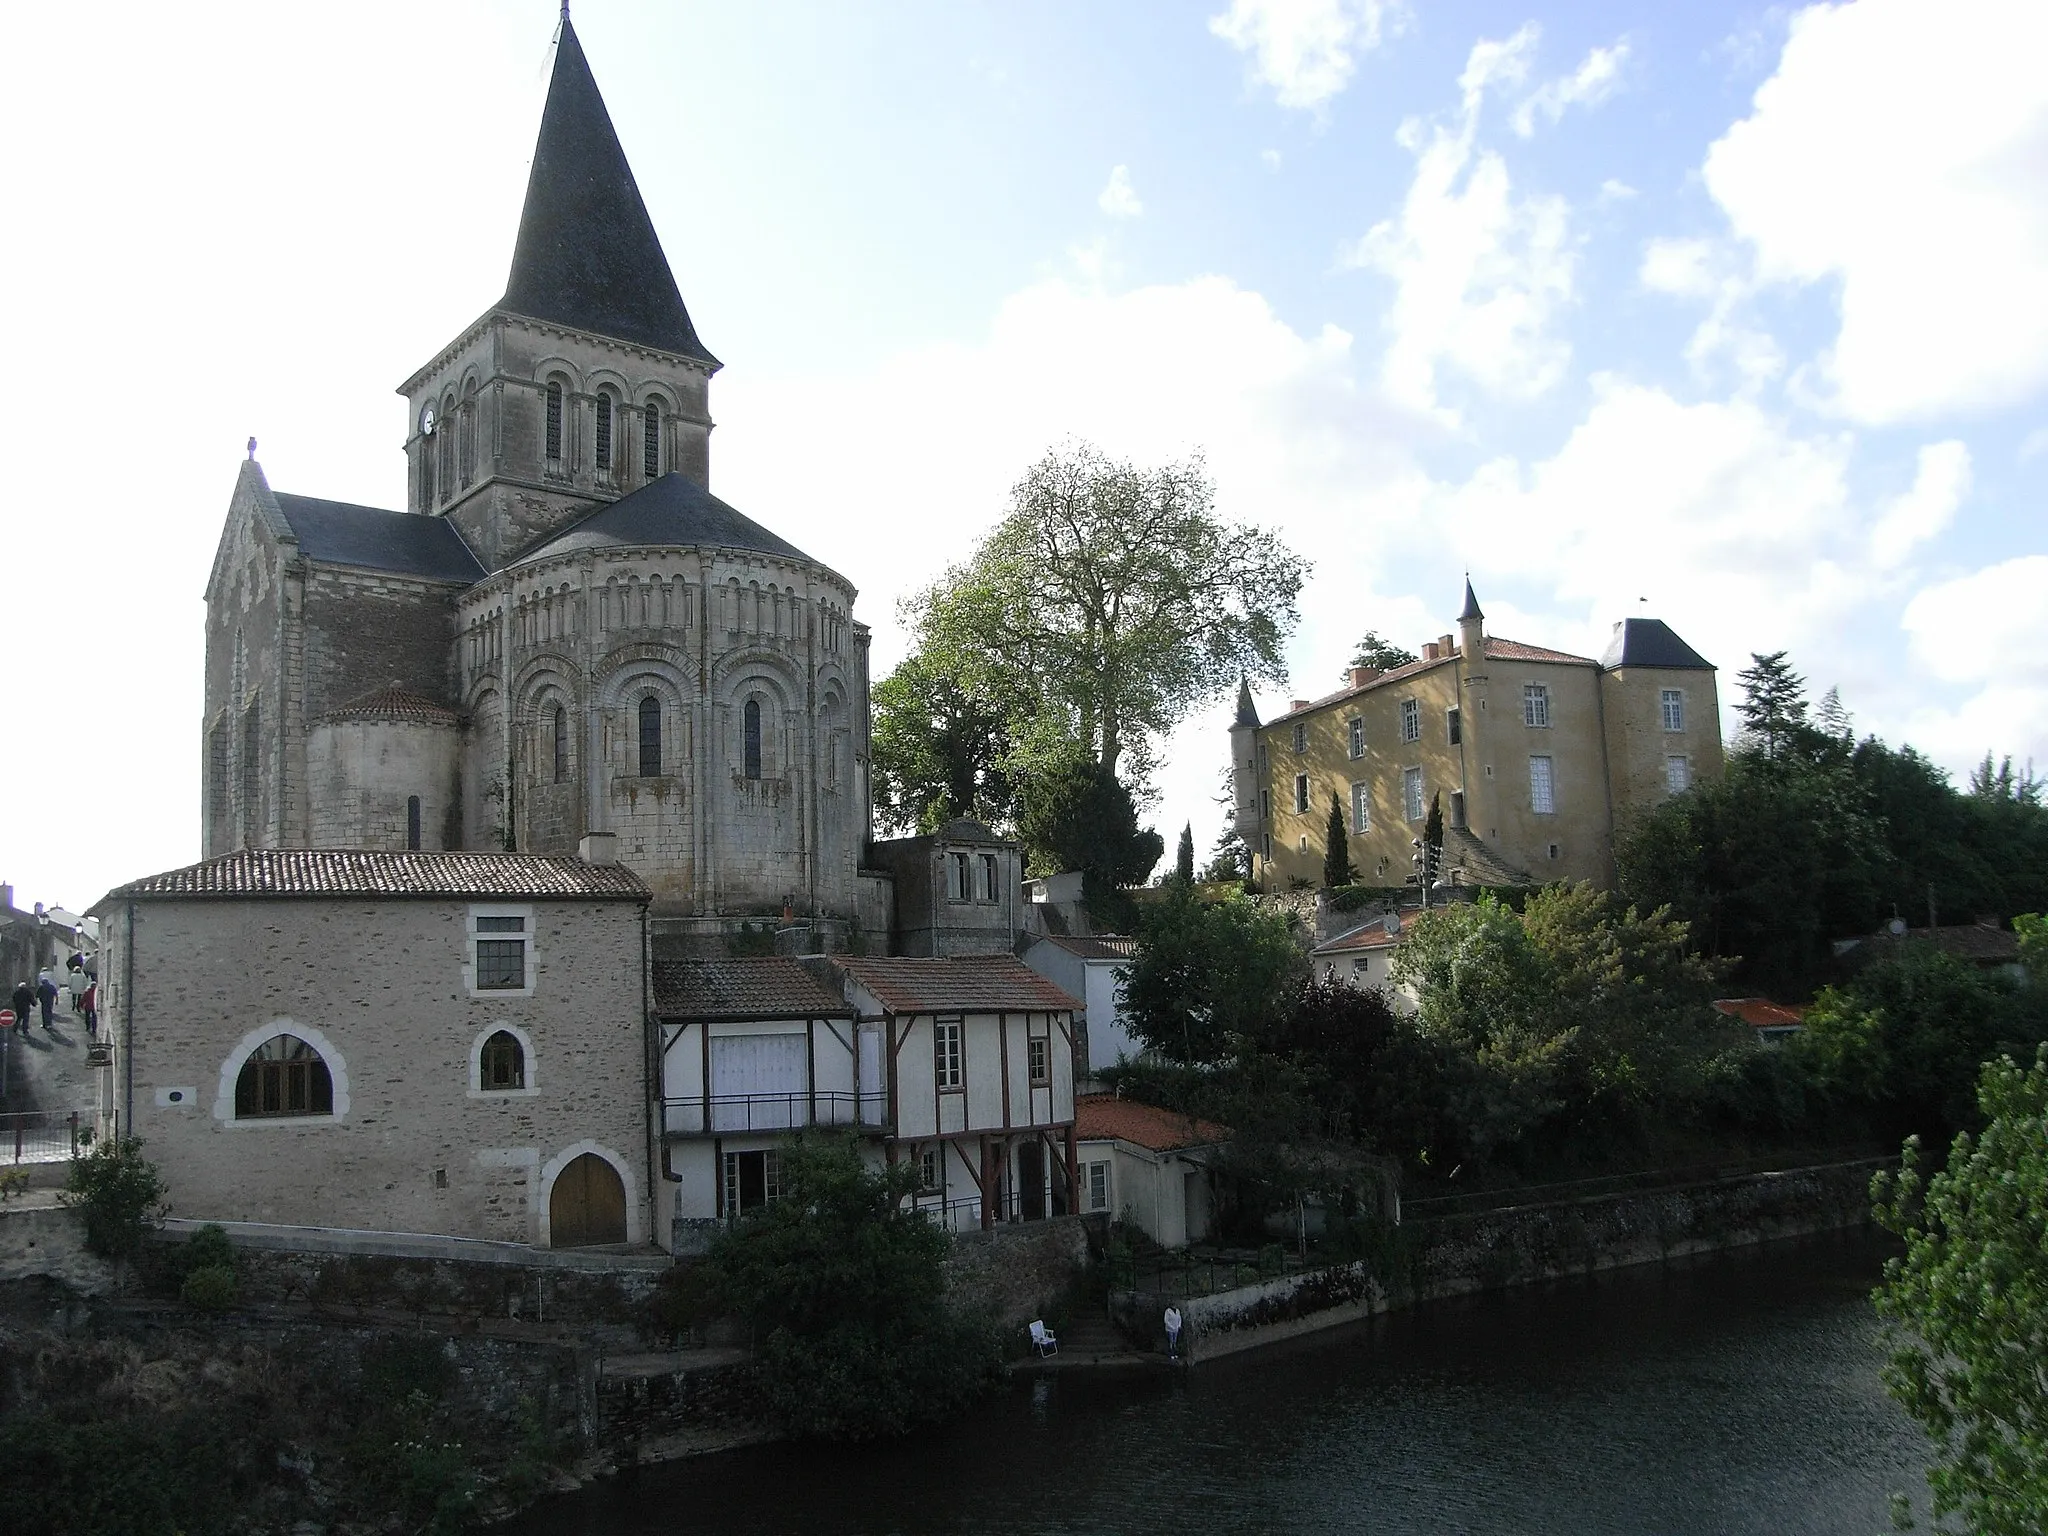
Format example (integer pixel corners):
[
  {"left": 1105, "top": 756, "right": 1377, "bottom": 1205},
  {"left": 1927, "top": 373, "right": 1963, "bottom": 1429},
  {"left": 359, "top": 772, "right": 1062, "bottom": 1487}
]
[
  {"left": 1323, "top": 792, "right": 1356, "bottom": 889},
  {"left": 0, "top": 1407, "right": 274, "bottom": 1536},
  {"left": 1734, "top": 650, "right": 1817, "bottom": 759},
  {"left": 350, "top": 1338, "right": 477, "bottom": 1533},
  {"left": 181, "top": 1254, "right": 239, "bottom": 1312},
  {"left": 1344, "top": 631, "right": 1418, "bottom": 678},
  {"left": 1014, "top": 746, "right": 1164, "bottom": 915},
  {"left": 1873, "top": 1048, "right": 2048, "bottom": 1536},
  {"left": 901, "top": 440, "right": 1307, "bottom": 787},
  {"left": 2017, "top": 913, "right": 2048, "bottom": 979},
  {"left": 700, "top": 1134, "right": 1002, "bottom": 1441},
  {"left": 62, "top": 1136, "right": 167, "bottom": 1261},
  {"left": 1324, "top": 885, "right": 1409, "bottom": 914},
  {"left": 870, "top": 649, "right": 1018, "bottom": 836},
  {"left": 1119, "top": 883, "right": 1304, "bottom": 1063},
  {"left": 1175, "top": 822, "right": 1196, "bottom": 884}
]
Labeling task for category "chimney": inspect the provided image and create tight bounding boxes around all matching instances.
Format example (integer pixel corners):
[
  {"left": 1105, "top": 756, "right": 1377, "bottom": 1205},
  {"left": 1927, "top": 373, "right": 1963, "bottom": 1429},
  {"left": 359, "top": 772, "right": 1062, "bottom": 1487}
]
[
  {"left": 1349, "top": 666, "right": 1381, "bottom": 688},
  {"left": 578, "top": 832, "right": 619, "bottom": 865},
  {"left": 1439, "top": 633, "right": 1455, "bottom": 656},
  {"left": 1422, "top": 642, "right": 1441, "bottom": 662},
  {"left": 1291, "top": 699, "right": 1310, "bottom": 712}
]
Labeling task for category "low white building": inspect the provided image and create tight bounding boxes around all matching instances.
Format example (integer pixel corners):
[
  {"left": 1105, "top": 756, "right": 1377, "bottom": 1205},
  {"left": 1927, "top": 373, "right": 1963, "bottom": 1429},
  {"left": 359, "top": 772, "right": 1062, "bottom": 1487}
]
[
  {"left": 1019, "top": 933, "right": 1139, "bottom": 1081},
  {"left": 1075, "top": 1094, "right": 1230, "bottom": 1249},
  {"left": 1310, "top": 914, "right": 1418, "bottom": 1012}
]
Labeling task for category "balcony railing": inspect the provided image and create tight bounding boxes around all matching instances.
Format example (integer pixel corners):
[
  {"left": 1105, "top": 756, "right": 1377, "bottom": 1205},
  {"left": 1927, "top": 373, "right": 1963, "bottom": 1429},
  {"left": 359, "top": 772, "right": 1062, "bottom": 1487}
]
[{"left": 663, "top": 1091, "right": 889, "bottom": 1138}]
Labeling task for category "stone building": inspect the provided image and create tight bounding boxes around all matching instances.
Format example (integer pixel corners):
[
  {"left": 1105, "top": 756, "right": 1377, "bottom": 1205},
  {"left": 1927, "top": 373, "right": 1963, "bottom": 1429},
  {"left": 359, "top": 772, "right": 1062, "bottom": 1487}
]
[
  {"left": 199, "top": 17, "right": 870, "bottom": 946},
  {"left": 1232, "top": 583, "right": 1722, "bottom": 892}
]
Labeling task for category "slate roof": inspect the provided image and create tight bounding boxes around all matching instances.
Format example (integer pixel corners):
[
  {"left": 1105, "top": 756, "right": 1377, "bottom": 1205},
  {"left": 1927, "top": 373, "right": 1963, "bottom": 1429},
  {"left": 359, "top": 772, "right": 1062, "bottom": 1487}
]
[
  {"left": 273, "top": 494, "right": 487, "bottom": 584},
  {"left": 653, "top": 957, "right": 852, "bottom": 1020},
  {"left": 1234, "top": 678, "right": 1261, "bottom": 728},
  {"left": 1459, "top": 577, "right": 1484, "bottom": 622},
  {"left": 521, "top": 474, "right": 820, "bottom": 567},
  {"left": 319, "top": 686, "right": 460, "bottom": 726},
  {"left": 836, "top": 955, "right": 1080, "bottom": 1015},
  {"left": 1075, "top": 1095, "right": 1231, "bottom": 1153},
  {"left": 97, "top": 849, "right": 648, "bottom": 907},
  {"left": 1599, "top": 618, "right": 1715, "bottom": 671},
  {"left": 499, "top": 19, "right": 717, "bottom": 366}
]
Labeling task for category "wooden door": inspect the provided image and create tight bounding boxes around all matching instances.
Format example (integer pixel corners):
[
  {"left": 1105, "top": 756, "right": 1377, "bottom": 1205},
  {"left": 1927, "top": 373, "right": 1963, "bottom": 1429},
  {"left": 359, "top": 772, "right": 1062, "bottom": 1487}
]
[{"left": 550, "top": 1153, "right": 627, "bottom": 1247}]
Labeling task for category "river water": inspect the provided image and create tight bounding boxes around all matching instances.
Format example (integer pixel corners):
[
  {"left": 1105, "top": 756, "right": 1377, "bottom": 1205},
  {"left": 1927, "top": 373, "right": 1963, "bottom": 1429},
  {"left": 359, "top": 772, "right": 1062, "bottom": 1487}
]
[{"left": 513, "top": 1232, "right": 1929, "bottom": 1535}]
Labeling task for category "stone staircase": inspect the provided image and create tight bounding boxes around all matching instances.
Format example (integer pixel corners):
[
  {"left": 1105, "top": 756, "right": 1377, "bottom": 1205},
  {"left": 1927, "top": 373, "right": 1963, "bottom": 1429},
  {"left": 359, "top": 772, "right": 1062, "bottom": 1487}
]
[{"left": 1054, "top": 1311, "right": 1136, "bottom": 1363}]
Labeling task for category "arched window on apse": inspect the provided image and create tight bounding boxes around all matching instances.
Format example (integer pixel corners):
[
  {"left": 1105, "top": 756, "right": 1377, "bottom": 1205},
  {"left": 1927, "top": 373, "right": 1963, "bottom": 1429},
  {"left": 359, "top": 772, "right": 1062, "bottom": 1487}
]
[
  {"left": 544, "top": 380, "right": 564, "bottom": 463},
  {"left": 643, "top": 401, "right": 661, "bottom": 481},
  {"left": 638, "top": 695, "right": 662, "bottom": 777},
  {"left": 553, "top": 705, "right": 569, "bottom": 784},
  {"left": 743, "top": 698, "right": 762, "bottom": 781}
]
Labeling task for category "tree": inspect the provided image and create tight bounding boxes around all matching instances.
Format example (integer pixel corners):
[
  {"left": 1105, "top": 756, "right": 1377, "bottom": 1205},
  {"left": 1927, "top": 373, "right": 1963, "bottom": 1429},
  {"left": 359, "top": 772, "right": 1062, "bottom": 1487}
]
[
  {"left": 1014, "top": 748, "right": 1163, "bottom": 916},
  {"left": 1323, "top": 792, "right": 1356, "bottom": 889},
  {"left": 1120, "top": 882, "right": 1304, "bottom": 1064},
  {"left": 1344, "top": 631, "right": 1418, "bottom": 679},
  {"left": 1174, "top": 822, "right": 1195, "bottom": 884},
  {"left": 1200, "top": 769, "right": 1253, "bottom": 886},
  {"left": 869, "top": 651, "right": 1016, "bottom": 836},
  {"left": 62, "top": 1137, "right": 168, "bottom": 1263},
  {"left": 904, "top": 441, "right": 1308, "bottom": 785},
  {"left": 699, "top": 1134, "right": 1002, "bottom": 1441},
  {"left": 1735, "top": 651, "right": 1816, "bottom": 761},
  {"left": 1873, "top": 1049, "right": 2048, "bottom": 1536}
]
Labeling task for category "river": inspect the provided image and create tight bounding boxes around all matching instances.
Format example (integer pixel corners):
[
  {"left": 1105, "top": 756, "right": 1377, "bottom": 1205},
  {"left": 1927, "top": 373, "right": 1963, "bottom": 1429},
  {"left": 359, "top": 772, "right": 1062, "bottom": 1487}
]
[{"left": 511, "top": 1231, "right": 1929, "bottom": 1535}]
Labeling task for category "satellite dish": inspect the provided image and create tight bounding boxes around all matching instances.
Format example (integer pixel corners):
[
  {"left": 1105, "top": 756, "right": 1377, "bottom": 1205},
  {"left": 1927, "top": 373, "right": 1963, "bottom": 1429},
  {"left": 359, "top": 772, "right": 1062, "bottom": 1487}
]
[
  {"left": 1887, "top": 916, "right": 1908, "bottom": 937},
  {"left": 1383, "top": 911, "right": 1401, "bottom": 937}
]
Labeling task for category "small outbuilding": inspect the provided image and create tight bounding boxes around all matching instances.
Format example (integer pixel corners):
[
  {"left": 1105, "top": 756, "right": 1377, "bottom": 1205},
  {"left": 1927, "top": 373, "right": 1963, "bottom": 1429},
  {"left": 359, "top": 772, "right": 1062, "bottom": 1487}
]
[{"left": 1075, "top": 1094, "right": 1231, "bottom": 1249}]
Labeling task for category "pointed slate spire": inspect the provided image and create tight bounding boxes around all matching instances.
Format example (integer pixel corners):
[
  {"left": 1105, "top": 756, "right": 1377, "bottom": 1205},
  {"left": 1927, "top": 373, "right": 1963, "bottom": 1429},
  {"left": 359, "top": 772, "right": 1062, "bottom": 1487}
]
[
  {"left": 500, "top": 18, "right": 718, "bottom": 366},
  {"left": 1234, "top": 677, "right": 1261, "bottom": 728},
  {"left": 1458, "top": 576, "right": 1484, "bottom": 623}
]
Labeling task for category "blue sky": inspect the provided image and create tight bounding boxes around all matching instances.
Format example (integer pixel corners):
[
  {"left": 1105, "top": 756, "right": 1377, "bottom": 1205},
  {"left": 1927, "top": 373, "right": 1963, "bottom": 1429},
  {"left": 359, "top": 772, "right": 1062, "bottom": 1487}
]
[{"left": 4, "top": 0, "right": 2045, "bottom": 909}]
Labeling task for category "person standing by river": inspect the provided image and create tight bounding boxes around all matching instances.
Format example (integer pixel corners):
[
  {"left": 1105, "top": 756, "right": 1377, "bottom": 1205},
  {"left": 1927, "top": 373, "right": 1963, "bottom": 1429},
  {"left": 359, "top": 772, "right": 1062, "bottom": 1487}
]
[{"left": 1165, "top": 1305, "right": 1183, "bottom": 1362}]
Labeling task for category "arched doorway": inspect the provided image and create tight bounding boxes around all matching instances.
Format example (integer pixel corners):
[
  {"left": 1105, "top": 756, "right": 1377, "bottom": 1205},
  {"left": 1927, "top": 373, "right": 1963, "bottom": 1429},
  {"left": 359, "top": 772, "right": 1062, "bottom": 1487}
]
[{"left": 550, "top": 1152, "right": 627, "bottom": 1247}]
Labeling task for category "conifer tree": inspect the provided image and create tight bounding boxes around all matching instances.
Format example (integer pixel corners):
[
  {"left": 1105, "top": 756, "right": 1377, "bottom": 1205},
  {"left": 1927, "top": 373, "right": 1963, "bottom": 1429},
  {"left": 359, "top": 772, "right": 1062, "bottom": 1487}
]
[
  {"left": 1324, "top": 792, "right": 1357, "bottom": 888},
  {"left": 1175, "top": 822, "right": 1195, "bottom": 884}
]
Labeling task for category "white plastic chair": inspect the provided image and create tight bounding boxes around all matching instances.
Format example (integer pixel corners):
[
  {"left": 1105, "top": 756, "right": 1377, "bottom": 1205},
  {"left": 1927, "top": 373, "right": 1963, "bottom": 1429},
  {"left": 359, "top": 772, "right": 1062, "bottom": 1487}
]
[{"left": 1029, "top": 1319, "right": 1059, "bottom": 1357}]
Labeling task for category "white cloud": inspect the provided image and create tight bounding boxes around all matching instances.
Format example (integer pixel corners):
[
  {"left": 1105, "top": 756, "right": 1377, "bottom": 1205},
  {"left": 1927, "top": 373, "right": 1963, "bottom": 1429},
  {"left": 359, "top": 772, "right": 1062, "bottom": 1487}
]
[
  {"left": 1870, "top": 440, "right": 1970, "bottom": 568},
  {"left": 1098, "top": 164, "right": 1144, "bottom": 219},
  {"left": 1511, "top": 39, "right": 1630, "bottom": 138},
  {"left": 1261, "top": 148, "right": 1284, "bottom": 172},
  {"left": 1702, "top": 0, "right": 2048, "bottom": 423},
  {"left": 1598, "top": 178, "right": 1636, "bottom": 203},
  {"left": 1900, "top": 557, "right": 2048, "bottom": 770},
  {"left": 1638, "top": 236, "right": 1783, "bottom": 388},
  {"left": 1208, "top": 0, "right": 1401, "bottom": 112},
  {"left": 1344, "top": 26, "right": 1575, "bottom": 412}
]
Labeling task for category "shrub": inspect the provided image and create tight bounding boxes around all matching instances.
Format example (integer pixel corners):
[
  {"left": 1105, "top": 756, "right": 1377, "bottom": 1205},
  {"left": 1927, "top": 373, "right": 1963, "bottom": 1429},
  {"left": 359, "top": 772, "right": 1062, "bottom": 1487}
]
[
  {"left": 181, "top": 1264, "right": 239, "bottom": 1312},
  {"left": 62, "top": 1136, "right": 168, "bottom": 1261}
]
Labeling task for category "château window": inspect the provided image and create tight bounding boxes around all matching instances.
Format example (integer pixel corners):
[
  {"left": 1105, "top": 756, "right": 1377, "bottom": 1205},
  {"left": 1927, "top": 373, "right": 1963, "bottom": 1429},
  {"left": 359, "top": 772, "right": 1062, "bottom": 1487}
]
[
  {"left": 235, "top": 1035, "right": 334, "bottom": 1119},
  {"left": 1666, "top": 755, "right": 1691, "bottom": 794},
  {"left": 643, "top": 401, "right": 661, "bottom": 481},
  {"left": 1291, "top": 721, "right": 1307, "bottom": 753},
  {"left": 1661, "top": 689, "right": 1685, "bottom": 732},
  {"left": 1294, "top": 773, "right": 1309, "bottom": 814},
  {"left": 1523, "top": 684, "right": 1551, "bottom": 728},
  {"left": 743, "top": 699, "right": 762, "bottom": 780},
  {"left": 1530, "top": 754, "right": 1556, "bottom": 814},
  {"left": 1351, "top": 781, "right": 1369, "bottom": 834},
  {"left": 553, "top": 705, "right": 569, "bottom": 784},
  {"left": 638, "top": 695, "right": 661, "bottom": 777},
  {"left": 480, "top": 1029, "right": 526, "bottom": 1091},
  {"left": 1403, "top": 766, "right": 1424, "bottom": 822},
  {"left": 1348, "top": 718, "right": 1364, "bottom": 759},
  {"left": 406, "top": 795, "right": 422, "bottom": 851},
  {"left": 595, "top": 393, "right": 614, "bottom": 480},
  {"left": 1447, "top": 706, "right": 1461, "bottom": 746},
  {"left": 544, "top": 380, "right": 564, "bottom": 463},
  {"left": 1399, "top": 698, "right": 1421, "bottom": 743}
]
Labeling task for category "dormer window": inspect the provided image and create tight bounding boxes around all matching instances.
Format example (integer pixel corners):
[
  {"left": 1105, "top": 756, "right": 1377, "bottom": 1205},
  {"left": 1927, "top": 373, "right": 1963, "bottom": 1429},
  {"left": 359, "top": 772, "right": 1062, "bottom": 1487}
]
[{"left": 643, "top": 402, "right": 661, "bottom": 481}]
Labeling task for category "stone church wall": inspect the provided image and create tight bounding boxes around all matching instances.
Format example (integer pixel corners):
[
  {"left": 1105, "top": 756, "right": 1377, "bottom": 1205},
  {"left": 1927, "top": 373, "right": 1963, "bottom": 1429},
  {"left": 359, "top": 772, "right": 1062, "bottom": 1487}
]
[
  {"left": 300, "top": 569, "right": 459, "bottom": 721},
  {"left": 307, "top": 718, "right": 461, "bottom": 851},
  {"left": 102, "top": 897, "right": 654, "bottom": 1249},
  {"left": 202, "top": 477, "right": 291, "bottom": 855}
]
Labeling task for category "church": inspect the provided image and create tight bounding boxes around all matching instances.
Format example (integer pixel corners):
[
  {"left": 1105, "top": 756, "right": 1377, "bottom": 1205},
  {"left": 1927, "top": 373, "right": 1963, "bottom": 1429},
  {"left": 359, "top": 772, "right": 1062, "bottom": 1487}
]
[
  {"left": 202, "top": 17, "right": 870, "bottom": 948},
  {"left": 93, "top": 16, "right": 1085, "bottom": 1255}
]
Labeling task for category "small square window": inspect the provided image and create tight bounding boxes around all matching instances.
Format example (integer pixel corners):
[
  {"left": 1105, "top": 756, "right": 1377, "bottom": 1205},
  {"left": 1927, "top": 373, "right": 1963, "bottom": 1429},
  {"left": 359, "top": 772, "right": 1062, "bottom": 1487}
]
[
  {"left": 1293, "top": 774, "right": 1310, "bottom": 814},
  {"left": 1661, "top": 689, "right": 1685, "bottom": 732},
  {"left": 1548, "top": 843, "right": 1560, "bottom": 860},
  {"left": 1524, "top": 684, "right": 1551, "bottom": 728},
  {"left": 1291, "top": 721, "right": 1307, "bottom": 753},
  {"left": 1348, "top": 718, "right": 1364, "bottom": 758},
  {"left": 1400, "top": 699, "right": 1421, "bottom": 743},
  {"left": 1028, "top": 1036, "right": 1049, "bottom": 1086},
  {"left": 475, "top": 940, "right": 526, "bottom": 990}
]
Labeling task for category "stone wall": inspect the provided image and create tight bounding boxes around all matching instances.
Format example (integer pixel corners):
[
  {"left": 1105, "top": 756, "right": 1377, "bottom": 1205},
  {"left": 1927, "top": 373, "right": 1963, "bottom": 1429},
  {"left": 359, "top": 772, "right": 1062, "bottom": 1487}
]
[
  {"left": 0, "top": 1201, "right": 113, "bottom": 1295},
  {"left": 941, "top": 1214, "right": 1090, "bottom": 1327}
]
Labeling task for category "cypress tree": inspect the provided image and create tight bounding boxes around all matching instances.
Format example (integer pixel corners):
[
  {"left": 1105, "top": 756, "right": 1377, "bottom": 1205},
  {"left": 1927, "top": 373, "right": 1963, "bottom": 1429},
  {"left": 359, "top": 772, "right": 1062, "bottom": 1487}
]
[
  {"left": 1324, "top": 791, "right": 1357, "bottom": 888},
  {"left": 1175, "top": 822, "right": 1195, "bottom": 884}
]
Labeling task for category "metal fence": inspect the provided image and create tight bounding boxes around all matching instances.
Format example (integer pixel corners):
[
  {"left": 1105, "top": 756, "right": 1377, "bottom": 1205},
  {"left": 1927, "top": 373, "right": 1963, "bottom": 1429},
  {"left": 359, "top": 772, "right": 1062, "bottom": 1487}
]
[
  {"left": 1400, "top": 1145, "right": 1889, "bottom": 1221},
  {"left": 2, "top": 1110, "right": 83, "bottom": 1166},
  {"left": 1110, "top": 1244, "right": 1314, "bottom": 1299},
  {"left": 662, "top": 1091, "right": 889, "bottom": 1137}
]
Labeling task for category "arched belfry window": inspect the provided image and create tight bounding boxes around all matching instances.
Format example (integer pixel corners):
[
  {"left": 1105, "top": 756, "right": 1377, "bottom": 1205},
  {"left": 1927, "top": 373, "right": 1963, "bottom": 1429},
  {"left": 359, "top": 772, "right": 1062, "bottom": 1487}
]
[
  {"left": 743, "top": 698, "right": 762, "bottom": 781},
  {"left": 595, "top": 392, "right": 614, "bottom": 483},
  {"left": 544, "top": 380, "right": 564, "bottom": 464},
  {"left": 643, "top": 402, "right": 661, "bottom": 481},
  {"left": 235, "top": 1035, "right": 334, "bottom": 1119},
  {"left": 459, "top": 380, "right": 477, "bottom": 486},
  {"left": 638, "top": 695, "right": 662, "bottom": 777},
  {"left": 438, "top": 395, "right": 456, "bottom": 501},
  {"left": 481, "top": 1029, "right": 526, "bottom": 1091},
  {"left": 553, "top": 704, "right": 569, "bottom": 784}
]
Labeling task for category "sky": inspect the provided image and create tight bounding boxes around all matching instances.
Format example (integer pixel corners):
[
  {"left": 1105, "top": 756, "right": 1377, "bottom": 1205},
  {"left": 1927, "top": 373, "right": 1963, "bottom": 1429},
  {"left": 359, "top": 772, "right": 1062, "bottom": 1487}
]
[{"left": 3, "top": 0, "right": 2045, "bottom": 912}]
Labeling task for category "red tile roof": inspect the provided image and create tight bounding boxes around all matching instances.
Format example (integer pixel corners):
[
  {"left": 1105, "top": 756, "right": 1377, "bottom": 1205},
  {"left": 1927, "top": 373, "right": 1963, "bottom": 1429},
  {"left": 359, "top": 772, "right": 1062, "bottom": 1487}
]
[
  {"left": 1713, "top": 997, "right": 1807, "bottom": 1029},
  {"left": 1313, "top": 920, "right": 1408, "bottom": 955},
  {"left": 1266, "top": 635, "right": 1597, "bottom": 724},
  {"left": 836, "top": 955, "right": 1080, "bottom": 1015},
  {"left": 654, "top": 958, "right": 852, "bottom": 1019},
  {"left": 98, "top": 849, "right": 648, "bottom": 905},
  {"left": 1075, "top": 1094, "right": 1231, "bottom": 1152},
  {"left": 319, "top": 685, "right": 459, "bottom": 726}
]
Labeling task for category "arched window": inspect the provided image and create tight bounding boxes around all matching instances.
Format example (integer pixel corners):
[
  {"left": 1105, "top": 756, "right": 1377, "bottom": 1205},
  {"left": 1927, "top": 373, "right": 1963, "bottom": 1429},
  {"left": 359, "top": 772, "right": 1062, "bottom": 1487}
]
[
  {"left": 438, "top": 396, "right": 456, "bottom": 501},
  {"left": 638, "top": 695, "right": 661, "bottom": 777},
  {"left": 420, "top": 431, "right": 436, "bottom": 507},
  {"left": 480, "top": 1029, "right": 526, "bottom": 1091},
  {"left": 552, "top": 705, "right": 569, "bottom": 784},
  {"left": 595, "top": 392, "right": 614, "bottom": 482},
  {"left": 234, "top": 1035, "right": 333, "bottom": 1119},
  {"left": 743, "top": 698, "right": 762, "bottom": 781},
  {"left": 459, "top": 381, "right": 477, "bottom": 486},
  {"left": 406, "top": 795, "right": 422, "bottom": 850},
  {"left": 642, "top": 401, "right": 661, "bottom": 481},
  {"left": 544, "top": 380, "right": 564, "bottom": 463}
]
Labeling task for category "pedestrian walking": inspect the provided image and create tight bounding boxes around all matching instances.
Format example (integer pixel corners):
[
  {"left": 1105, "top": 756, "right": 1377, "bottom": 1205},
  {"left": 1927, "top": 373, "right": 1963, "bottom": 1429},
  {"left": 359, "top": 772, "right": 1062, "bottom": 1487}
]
[
  {"left": 11, "top": 981, "right": 34, "bottom": 1036},
  {"left": 35, "top": 971, "right": 58, "bottom": 1029},
  {"left": 1164, "top": 1304, "right": 1183, "bottom": 1362},
  {"left": 81, "top": 981, "right": 96, "bottom": 1036},
  {"left": 68, "top": 965, "right": 88, "bottom": 1016}
]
